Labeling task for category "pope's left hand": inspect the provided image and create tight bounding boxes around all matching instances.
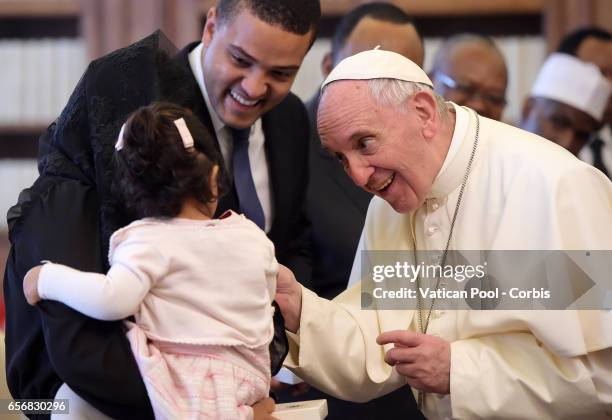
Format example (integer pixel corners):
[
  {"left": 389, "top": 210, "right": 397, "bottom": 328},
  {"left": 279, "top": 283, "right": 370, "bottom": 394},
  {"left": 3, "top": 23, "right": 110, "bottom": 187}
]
[{"left": 377, "top": 330, "right": 450, "bottom": 394}]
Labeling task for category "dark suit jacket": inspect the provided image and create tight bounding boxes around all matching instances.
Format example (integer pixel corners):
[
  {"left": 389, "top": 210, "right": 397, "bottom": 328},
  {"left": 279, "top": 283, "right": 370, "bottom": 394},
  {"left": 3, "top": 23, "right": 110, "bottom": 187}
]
[
  {"left": 4, "top": 31, "right": 310, "bottom": 419},
  {"left": 305, "top": 92, "right": 371, "bottom": 299},
  {"left": 289, "top": 93, "right": 424, "bottom": 420}
]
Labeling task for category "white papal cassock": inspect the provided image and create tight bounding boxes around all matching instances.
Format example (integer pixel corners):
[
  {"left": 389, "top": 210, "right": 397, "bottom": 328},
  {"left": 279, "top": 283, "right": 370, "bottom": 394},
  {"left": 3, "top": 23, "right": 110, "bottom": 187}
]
[{"left": 285, "top": 104, "right": 612, "bottom": 419}]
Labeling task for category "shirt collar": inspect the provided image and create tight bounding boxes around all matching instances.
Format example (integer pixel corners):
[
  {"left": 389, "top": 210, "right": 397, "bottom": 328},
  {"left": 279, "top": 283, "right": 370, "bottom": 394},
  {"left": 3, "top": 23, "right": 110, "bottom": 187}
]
[
  {"left": 188, "top": 43, "right": 225, "bottom": 136},
  {"left": 601, "top": 125, "right": 612, "bottom": 145},
  {"left": 428, "top": 103, "right": 478, "bottom": 199}
]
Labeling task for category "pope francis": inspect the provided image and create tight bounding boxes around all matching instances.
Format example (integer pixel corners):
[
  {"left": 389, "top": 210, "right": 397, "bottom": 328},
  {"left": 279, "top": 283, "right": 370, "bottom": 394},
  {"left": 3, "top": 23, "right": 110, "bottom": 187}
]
[{"left": 275, "top": 49, "right": 612, "bottom": 419}]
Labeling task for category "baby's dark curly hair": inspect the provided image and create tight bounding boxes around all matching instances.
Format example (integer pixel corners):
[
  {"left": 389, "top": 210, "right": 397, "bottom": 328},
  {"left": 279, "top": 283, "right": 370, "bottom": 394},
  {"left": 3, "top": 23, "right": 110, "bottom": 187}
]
[{"left": 113, "top": 102, "right": 226, "bottom": 219}]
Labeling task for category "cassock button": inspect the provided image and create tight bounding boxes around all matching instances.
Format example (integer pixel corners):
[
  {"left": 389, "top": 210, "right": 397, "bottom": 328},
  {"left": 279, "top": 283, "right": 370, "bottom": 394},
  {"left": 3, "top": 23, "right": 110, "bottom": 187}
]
[
  {"left": 431, "top": 202, "right": 440, "bottom": 210},
  {"left": 432, "top": 310, "right": 445, "bottom": 318}
]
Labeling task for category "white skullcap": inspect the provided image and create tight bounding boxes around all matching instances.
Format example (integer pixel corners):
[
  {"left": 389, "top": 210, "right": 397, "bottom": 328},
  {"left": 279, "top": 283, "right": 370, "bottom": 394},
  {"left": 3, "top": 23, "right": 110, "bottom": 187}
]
[
  {"left": 322, "top": 47, "right": 433, "bottom": 90},
  {"left": 531, "top": 53, "right": 611, "bottom": 121}
]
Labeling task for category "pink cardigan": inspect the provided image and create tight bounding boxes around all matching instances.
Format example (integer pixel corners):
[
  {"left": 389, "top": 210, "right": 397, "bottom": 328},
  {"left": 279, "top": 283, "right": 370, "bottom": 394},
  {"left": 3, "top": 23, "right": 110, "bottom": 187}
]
[{"left": 38, "top": 211, "right": 278, "bottom": 349}]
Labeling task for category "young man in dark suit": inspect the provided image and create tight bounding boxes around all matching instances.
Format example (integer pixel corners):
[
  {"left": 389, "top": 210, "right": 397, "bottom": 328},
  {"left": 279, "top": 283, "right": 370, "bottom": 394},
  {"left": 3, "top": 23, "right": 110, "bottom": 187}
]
[
  {"left": 557, "top": 27, "right": 612, "bottom": 178},
  {"left": 4, "top": 1, "right": 319, "bottom": 418}
]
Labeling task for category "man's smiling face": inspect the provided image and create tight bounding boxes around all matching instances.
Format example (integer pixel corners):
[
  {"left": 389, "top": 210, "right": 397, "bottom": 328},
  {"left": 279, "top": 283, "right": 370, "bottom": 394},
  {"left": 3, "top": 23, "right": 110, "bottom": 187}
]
[{"left": 201, "top": 6, "right": 313, "bottom": 129}]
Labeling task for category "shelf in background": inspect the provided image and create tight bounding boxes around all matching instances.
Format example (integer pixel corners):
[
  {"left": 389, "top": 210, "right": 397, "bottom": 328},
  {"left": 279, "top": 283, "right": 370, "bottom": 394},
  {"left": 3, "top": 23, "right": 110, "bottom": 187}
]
[
  {"left": 199, "top": 0, "right": 544, "bottom": 17},
  {"left": 2, "top": 0, "right": 543, "bottom": 18},
  {"left": 0, "top": 124, "right": 48, "bottom": 135},
  {"left": 319, "top": 0, "right": 544, "bottom": 16},
  {"left": 0, "top": 0, "right": 80, "bottom": 38},
  {"left": 0, "top": 124, "right": 46, "bottom": 159},
  {"left": 199, "top": 0, "right": 543, "bottom": 38},
  {"left": 0, "top": 0, "right": 79, "bottom": 18}
]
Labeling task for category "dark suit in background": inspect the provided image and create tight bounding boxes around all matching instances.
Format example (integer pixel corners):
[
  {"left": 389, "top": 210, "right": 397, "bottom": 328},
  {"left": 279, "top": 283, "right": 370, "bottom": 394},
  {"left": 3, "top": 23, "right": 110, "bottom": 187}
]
[
  {"left": 276, "top": 93, "right": 424, "bottom": 420},
  {"left": 4, "top": 32, "right": 310, "bottom": 419},
  {"left": 305, "top": 93, "right": 371, "bottom": 299}
]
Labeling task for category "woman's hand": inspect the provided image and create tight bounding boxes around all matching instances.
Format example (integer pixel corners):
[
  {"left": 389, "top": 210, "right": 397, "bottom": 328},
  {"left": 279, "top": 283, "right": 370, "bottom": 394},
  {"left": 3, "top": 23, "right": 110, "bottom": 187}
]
[{"left": 23, "top": 265, "right": 43, "bottom": 305}]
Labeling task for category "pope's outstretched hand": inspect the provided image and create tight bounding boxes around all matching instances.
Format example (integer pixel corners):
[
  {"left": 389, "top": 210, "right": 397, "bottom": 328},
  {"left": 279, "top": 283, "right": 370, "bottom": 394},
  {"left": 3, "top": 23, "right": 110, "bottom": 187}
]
[{"left": 275, "top": 264, "right": 303, "bottom": 333}]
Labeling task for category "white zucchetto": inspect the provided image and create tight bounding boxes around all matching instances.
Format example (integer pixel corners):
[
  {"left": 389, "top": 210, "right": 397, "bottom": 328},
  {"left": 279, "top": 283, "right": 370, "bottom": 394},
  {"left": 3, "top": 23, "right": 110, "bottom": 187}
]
[
  {"left": 531, "top": 53, "right": 611, "bottom": 121},
  {"left": 322, "top": 47, "right": 433, "bottom": 89}
]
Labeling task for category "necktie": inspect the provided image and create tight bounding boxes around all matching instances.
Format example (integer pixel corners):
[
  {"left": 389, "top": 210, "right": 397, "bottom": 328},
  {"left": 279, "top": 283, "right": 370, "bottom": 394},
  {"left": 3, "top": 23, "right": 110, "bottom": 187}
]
[
  {"left": 231, "top": 127, "right": 265, "bottom": 229},
  {"left": 591, "top": 138, "right": 610, "bottom": 179}
]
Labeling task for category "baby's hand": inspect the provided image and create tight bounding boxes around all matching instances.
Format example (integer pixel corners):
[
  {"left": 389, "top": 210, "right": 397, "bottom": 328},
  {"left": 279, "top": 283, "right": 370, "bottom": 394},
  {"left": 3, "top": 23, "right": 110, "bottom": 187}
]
[
  {"left": 23, "top": 265, "right": 43, "bottom": 305},
  {"left": 252, "top": 397, "right": 276, "bottom": 420}
]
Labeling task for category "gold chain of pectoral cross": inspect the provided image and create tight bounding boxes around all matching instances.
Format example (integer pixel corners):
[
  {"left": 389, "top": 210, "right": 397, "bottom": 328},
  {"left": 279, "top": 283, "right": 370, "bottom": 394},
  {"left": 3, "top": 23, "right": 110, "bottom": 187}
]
[{"left": 413, "top": 111, "right": 480, "bottom": 411}]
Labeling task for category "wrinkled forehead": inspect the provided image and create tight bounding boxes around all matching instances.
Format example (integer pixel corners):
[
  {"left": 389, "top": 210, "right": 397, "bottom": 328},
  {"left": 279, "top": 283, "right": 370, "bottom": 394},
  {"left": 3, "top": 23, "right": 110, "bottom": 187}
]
[
  {"left": 318, "top": 80, "right": 371, "bottom": 124},
  {"left": 317, "top": 80, "right": 375, "bottom": 148},
  {"left": 319, "top": 79, "right": 372, "bottom": 106}
]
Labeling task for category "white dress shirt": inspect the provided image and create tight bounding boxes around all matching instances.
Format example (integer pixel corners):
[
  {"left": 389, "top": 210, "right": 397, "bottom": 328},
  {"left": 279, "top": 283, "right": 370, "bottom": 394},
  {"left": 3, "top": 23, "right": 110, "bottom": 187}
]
[{"left": 579, "top": 125, "right": 612, "bottom": 177}]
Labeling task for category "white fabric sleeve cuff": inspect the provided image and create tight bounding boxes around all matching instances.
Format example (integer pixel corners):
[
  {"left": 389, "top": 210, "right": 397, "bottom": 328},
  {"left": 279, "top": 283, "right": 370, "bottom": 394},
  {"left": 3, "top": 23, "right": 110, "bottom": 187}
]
[
  {"left": 274, "top": 368, "right": 304, "bottom": 385},
  {"left": 37, "top": 262, "right": 148, "bottom": 321}
]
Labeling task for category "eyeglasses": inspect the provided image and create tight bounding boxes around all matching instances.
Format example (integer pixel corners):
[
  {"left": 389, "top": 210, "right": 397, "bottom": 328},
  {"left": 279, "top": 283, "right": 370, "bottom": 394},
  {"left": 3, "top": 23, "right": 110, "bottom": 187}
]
[{"left": 435, "top": 71, "right": 507, "bottom": 107}]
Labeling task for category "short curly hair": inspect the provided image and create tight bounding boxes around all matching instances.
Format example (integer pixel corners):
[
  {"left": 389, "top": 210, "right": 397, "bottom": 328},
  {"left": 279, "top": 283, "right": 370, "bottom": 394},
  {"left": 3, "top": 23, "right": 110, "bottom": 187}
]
[
  {"left": 113, "top": 102, "right": 226, "bottom": 219},
  {"left": 217, "top": 0, "right": 321, "bottom": 38}
]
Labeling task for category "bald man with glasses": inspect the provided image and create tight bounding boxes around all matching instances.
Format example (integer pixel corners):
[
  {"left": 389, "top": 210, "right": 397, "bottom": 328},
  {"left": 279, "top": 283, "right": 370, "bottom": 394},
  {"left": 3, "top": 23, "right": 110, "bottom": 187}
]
[{"left": 430, "top": 33, "right": 508, "bottom": 121}]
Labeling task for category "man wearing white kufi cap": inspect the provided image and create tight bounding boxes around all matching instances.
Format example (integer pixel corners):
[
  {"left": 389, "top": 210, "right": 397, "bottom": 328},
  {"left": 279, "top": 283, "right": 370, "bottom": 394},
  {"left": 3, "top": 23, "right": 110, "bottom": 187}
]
[
  {"left": 275, "top": 48, "right": 612, "bottom": 419},
  {"left": 521, "top": 52, "right": 612, "bottom": 156}
]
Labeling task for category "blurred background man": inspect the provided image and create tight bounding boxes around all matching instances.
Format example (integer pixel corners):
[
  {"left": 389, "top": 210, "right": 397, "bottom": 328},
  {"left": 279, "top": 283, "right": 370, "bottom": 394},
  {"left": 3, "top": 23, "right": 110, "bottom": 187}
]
[
  {"left": 429, "top": 33, "right": 508, "bottom": 121},
  {"left": 307, "top": 2, "right": 424, "bottom": 301},
  {"left": 558, "top": 27, "right": 612, "bottom": 177},
  {"left": 520, "top": 53, "right": 611, "bottom": 156}
]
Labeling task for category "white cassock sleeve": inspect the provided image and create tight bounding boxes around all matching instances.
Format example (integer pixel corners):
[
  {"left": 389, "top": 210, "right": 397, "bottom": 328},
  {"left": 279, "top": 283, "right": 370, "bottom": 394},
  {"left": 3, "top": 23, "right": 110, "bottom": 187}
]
[
  {"left": 450, "top": 330, "right": 612, "bottom": 419},
  {"left": 36, "top": 240, "right": 167, "bottom": 321},
  {"left": 284, "top": 285, "right": 411, "bottom": 403},
  {"left": 447, "top": 164, "right": 612, "bottom": 419}
]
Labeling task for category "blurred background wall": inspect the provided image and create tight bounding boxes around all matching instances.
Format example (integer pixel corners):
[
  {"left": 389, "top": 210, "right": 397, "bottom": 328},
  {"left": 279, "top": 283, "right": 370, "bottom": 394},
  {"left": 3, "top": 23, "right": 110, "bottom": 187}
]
[{"left": 0, "top": 0, "right": 611, "bottom": 279}]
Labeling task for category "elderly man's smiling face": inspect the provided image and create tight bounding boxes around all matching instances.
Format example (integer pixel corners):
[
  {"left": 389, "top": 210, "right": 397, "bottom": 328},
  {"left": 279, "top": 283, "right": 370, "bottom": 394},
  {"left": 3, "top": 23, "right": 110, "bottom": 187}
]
[{"left": 317, "top": 80, "right": 445, "bottom": 213}]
